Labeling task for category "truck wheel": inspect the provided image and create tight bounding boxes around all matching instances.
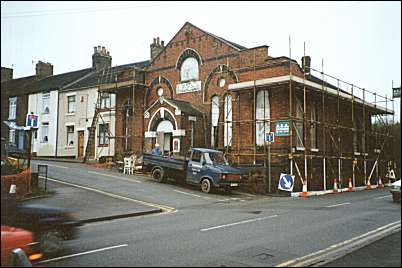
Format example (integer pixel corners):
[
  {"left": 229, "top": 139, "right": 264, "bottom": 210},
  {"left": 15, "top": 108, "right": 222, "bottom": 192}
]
[
  {"left": 152, "top": 168, "right": 165, "bottom": 183},
  {"left": 201, "top": 178, "right": 212, "bottom": 193},
  {"left": 39, "top": 229, "right": 63, "bottom": 254}
]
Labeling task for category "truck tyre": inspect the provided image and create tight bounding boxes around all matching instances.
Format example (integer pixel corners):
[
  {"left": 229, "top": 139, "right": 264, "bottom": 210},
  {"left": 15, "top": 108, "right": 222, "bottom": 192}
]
[
  {"left": 39, "top": 229, "right": 64, "bottom": 254},
  {"left": 201, "top": 178, "right": 212, "bottom": 193},
  {"left": 152, "top": 168, "right": 165, "bottom": 183}
]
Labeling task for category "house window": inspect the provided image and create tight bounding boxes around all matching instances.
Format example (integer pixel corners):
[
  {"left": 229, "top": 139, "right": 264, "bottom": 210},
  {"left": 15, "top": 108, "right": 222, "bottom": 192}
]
[
  {"left": 295, "top": 96, "right": 304, "bottom": 148},
  {"left": 98, "top": 123, "right": 109, "bottom": 146},
  {"left": 99, "top": 92, "right": 111, "bottom": 109},
  {"left": 67, "top": 95, "right": 76, "bottom": 113},
  {"left": 256, "top": 90, "right": 270, "bottom": 146},
  {"left": 211, "top": 96, "right": 219, "bottom": 147},
  {"left": 180, "top": 57, "right": 199, "bottom": 81},
  {"left": 67, "top": 126, "right": 74, "bottom": 146},
  {"left": 9, "top": 129, "right": 16, "bottom": 144},
  {"left": 42, "top": 93, "right": 50, "bottom": 114},
  {"left": 41, "top": 122, "right": 49, "bottom": 142},
  {"left": 8, "top": 97, "right": 17, "bottom": 120},
  {"left": 224, "top": 94, "right": 232, "bottom": 147}
]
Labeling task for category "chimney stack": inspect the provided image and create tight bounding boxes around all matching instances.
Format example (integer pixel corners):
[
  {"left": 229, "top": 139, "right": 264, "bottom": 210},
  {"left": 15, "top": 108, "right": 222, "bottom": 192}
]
[
  {"left": 301, "top": 56, "right": 311, "bottom": 76},
  {"left": 92, "top": 46, "right": 112, "bottom": 70},
  {"left": 36, "top": 61, "right": 53, "bottom": 78},
  {"left": 150, "top": 37, "right": 165, "bottom": 61},
  {"left": 1, "top": 67, "right": 13, "bottom": 82}
]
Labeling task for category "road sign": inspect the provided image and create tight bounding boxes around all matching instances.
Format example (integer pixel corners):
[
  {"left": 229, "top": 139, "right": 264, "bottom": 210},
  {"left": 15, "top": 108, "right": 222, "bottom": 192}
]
[
  {"left": 265, "top": 132, "right": 275, "bottom": 143},
  {"left": 393, "top": 87, "right": 400, "bottom": 98},
  {"left": 26, "top": 113, "right": 39, "bottom": 128},
  {"left": 275, "top": 120, "right": 290, "bottom": 136},
  {"left": 278, "top": 173, "right": 295, "bottom": 192}
]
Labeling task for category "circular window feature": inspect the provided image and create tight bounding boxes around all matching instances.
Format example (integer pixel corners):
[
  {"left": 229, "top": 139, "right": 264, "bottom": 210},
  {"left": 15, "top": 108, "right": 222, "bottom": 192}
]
[
  {"left": 157, "top": 88, "right": 164, "bottom": 96},
  {"left": 218, "top": 78, "right": 226, "bottom": 88}
]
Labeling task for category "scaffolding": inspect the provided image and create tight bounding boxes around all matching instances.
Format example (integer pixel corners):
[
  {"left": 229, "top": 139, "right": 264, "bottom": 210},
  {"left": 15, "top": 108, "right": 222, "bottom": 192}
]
[{"left": 210, "top": 38, "right": 395, "bottom": 193}]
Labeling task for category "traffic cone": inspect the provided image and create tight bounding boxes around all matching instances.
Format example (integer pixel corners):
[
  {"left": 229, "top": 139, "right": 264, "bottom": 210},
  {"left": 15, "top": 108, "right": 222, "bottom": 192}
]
[
  {"left": 366, "top": 177, "right": 372, "bottom": 190},
  {"left": 300, "top": 180, "right": 309, "bottom": 198},
  {"left": 377, "top": 176, "right": 384, "bottom": 188},
  {"left": 347, "top": 177, "right": 354, "bottom": 192},
  {"left": 332, "top": 178, "right": 339, "bottom": 194}
]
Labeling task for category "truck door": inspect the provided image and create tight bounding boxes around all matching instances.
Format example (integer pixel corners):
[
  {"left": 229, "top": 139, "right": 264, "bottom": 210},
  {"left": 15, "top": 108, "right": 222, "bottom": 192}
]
[{"left": 186, "top": 150, "right": 203, "bottom": 183}]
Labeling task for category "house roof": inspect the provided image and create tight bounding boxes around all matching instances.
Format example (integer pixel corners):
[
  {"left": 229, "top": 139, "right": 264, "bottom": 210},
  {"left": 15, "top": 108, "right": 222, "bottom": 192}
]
[
  {"left": 165, "top": 98, "right": 205, "bottom": 117},
  {"left": 63, "top": 60, "right": 150, "bottom": 90},
  {"left": 1, "top": 75, "right": 37, "bottom": 97}
]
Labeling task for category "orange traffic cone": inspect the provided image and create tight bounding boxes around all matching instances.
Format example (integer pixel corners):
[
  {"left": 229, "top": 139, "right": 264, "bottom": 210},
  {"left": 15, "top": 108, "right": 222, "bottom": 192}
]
[
  {"left": 378, "top": 176, "right": 384, "bottom": 188},
  {"left": 347, "top": 177, "right": 354, "bottom": 192},
  {"left": 332, "top": 178, "right": 339, "bottom": 194},
  {"left": 300, "top": 180, "right": 309, "bottom": 198},
  {"left": 366, "top": 177, "right": 372, "bottom": 190}
]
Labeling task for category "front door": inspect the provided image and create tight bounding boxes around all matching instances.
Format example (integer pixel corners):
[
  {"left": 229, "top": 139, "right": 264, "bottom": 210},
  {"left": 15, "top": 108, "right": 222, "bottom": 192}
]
[{"left": 77, "top": 131, "right": 84, "bottom": 159}]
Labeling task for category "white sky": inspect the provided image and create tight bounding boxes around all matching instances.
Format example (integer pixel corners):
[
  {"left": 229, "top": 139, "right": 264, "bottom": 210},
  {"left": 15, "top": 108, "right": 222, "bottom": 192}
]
[{"left": 1, "top": 1, "right": 401, "bottom": 121}]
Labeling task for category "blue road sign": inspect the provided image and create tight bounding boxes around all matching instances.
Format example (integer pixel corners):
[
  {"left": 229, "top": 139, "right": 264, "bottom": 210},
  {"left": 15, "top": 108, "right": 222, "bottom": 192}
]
[{"left": 278, "top": 173, "right": 295, "bottom": 192}]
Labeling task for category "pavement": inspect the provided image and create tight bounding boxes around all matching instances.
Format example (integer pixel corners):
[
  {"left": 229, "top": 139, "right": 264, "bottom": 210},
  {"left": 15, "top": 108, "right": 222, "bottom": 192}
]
[
  {"left": 323, "top": 231, "right": 401, "bottom": 267},
  {"left": 22, "top": 179, "right": 162, "bottom": 223}
]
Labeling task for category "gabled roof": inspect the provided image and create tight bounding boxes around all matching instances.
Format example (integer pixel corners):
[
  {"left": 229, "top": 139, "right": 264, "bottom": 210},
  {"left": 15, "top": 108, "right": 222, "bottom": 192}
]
[
  {"left": 148, "top": 22, "right": 248, "bottom": 66},
  {"left": 165, "top": 98, "right": 204, "bottom": 117},
  {"left": 64, "top": 60, "right": 150, "bottom": 90}
]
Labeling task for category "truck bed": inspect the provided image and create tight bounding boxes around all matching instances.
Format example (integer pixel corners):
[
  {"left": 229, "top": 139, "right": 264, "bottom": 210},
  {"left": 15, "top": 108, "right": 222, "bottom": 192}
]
[{"left": 143, "top": 153, "right": 188, "bottom": 171}]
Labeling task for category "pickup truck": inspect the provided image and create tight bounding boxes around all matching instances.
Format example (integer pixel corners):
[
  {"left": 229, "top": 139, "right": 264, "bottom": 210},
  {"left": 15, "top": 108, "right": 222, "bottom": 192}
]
[{"left": 142, "top": 148, "right": 242, "bottom": 193}]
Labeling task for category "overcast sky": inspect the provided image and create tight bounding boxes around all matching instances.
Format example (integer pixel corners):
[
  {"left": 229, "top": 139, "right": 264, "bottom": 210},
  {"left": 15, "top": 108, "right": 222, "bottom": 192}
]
[{"left": 1, "top": 1, "right": 401, "bottom": 121}]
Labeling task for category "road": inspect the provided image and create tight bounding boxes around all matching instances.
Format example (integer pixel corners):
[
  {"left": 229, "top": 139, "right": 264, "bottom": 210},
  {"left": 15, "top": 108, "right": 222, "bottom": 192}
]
[{"left": 31, "top": 160, "right": 401, "bottom": 267}]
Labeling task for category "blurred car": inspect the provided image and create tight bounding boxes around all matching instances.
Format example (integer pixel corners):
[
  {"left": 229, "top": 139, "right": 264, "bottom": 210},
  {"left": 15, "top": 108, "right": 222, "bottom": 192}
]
[
  {"left": 390, "top": 179, "right": 401, "bottom": 203},
  {"left": 1, "top": 189, "right": 82, "bottom": 254},
  {"left": 1, "top": 225, "right": 43, "bottom": 267}
]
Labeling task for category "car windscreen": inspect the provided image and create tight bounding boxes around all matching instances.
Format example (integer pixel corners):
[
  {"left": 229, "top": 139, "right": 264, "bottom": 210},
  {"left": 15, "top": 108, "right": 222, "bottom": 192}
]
[{"left": 204, "top": 152, "right": 228, "bottom": 166}]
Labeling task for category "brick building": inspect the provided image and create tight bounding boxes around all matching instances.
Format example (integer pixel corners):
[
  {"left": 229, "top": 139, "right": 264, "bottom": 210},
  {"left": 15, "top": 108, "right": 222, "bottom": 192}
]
[{"left": 94, "top": 22, "right": 393, "bottom": 193}]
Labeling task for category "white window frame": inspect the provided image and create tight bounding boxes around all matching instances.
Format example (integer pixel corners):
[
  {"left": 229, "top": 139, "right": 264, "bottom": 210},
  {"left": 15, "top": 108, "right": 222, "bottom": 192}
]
[
  {"left": 224, "top": 94, "right": 232, "bottom": 147},
  {"left": 41, "top": 122, "right": 49, "bottom": 143},
  {"left": 67, "top": 95, "right": 76, "bottom": 114},
  {"left": 180, "top": 57, "right": 199, "bottom": 82},
  {"left": 99, "top": 92, "right": 111, "bottom": 109},
  {"left": 42, "top": 92, "right": 50, "bottom": 114},
  {"left": 8, "top": 97, "right": 17, "bottom": 120},
  {"left": 256, "top": 90, "right": 270, "bottom": 146},
  {"left": 66, "top": 125, "right": 75, "bottom": 146},
  {"left": 295, "top": 96, "right": 304, "bottom": 148},
  {"left": 211, "top": 96, "right": 220, "bottom": 147},
  {"left": 98, "top": 123, "right": 109, "bottom": 146},
  {"left": 9, "top": 129, "right": 16, "bottom": 144}
]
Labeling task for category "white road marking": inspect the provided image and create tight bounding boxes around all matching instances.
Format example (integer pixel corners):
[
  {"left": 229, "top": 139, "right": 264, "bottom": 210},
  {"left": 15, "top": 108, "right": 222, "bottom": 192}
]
[
  {"left": 173, "top": 190, "right": 212, "bottom": 199},
  {"left": 232, "top": 191, "right": 256, "bottom": 197},
  {"left": 200, "top": 215, "right": 278, "bottom": 232},
  {"left": 37, "top": 244, "right": 128, "bottom": 264},
  {"left": 36, "top": 163, "right": 68, "bottom": 169},
  {"left": 374, "top": 195, "right": 391, "bottom": 200},
  {"left": 326, "top": 202, "right": 351, "bottom": 208},
  {"left": 88, "top": 171, "right": 141, "bottom": 183},
  {"left": 39, "top": 176, "right": 177, "bottom": 214}
]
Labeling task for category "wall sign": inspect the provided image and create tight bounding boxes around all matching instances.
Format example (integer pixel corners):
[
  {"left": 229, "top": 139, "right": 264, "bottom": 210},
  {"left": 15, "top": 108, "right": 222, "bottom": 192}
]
[
  {"left": 275, "top": 120, "right": 290, "bottom": 136},
  {"left": 176, "top": 80, "right": 201, "bottom": 94},
  {"left": 173, "top": 138, "right": 180, "bottom": 153}
]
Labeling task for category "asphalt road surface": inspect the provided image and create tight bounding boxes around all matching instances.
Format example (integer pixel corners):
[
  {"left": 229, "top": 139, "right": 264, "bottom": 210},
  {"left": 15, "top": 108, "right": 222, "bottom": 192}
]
[{"left": 31, "top": 160, "right": 401, "bottom": 267}]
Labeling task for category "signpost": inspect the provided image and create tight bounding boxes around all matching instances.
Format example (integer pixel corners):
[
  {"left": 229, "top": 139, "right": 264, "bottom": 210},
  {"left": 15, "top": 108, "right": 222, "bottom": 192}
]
[{"left": 265, "top": 132, "right": 275, "bottom": 193}]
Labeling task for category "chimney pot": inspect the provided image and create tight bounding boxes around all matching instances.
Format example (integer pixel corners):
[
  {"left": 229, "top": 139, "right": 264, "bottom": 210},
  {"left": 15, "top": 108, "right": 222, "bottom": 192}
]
[
  {"left": 161, "top": 40, "right": 164, "bottom": 47},
  {"left": 157, "top": 37, "right": 160, "bottom": 45}
]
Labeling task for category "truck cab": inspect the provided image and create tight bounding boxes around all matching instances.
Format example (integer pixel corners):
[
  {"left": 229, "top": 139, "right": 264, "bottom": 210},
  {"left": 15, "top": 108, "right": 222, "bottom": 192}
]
[{"left": 186, "top": 148, "right": 242, "bottom": 193}]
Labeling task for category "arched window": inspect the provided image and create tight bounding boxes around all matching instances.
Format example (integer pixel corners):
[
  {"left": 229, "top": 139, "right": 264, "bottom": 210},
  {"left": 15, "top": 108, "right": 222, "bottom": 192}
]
[
  {"left": 224, "top": 94, "right": 232, "bottom": 147},
  {"left": 211, "top": 96, "right": 219, "bottom": 147},
  {"left": 256, "top": 90, "right": 270, "bottom": 146},
  {"left": 180, "top": 57, "right": 199, "bottom": 81}
]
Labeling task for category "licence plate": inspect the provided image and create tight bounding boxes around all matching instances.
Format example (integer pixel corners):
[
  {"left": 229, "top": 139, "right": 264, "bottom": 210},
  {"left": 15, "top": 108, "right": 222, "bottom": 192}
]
[{"left": 230, "top": 183, "right": 238, "bottom": 187}]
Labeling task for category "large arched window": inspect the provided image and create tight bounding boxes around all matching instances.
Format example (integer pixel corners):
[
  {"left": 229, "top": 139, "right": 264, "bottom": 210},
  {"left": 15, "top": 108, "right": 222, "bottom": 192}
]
[
  {"left": 180, "top": 57, "right": 199, "bottom": 81},
  {"left": 211, "top": 96, "right": 220, "bottom": 147},
  {"left": 256, "top": 90, "right": 270, "bottom": 146},
  {"left": 224, "top": 94, "right": 232, "bottom": 147}
]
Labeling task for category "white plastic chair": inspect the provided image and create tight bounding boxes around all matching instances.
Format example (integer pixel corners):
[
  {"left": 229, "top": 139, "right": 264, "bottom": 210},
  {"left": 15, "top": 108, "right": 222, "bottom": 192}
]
[{"left": 123, "top": 157, "right": 133, "bottom": 175}]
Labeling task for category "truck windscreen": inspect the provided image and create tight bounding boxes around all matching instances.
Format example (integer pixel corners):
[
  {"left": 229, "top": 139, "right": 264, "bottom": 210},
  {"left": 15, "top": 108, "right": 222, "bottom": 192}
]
[{"left": 204, "top": 152, "right": 228, "bottom": 166}]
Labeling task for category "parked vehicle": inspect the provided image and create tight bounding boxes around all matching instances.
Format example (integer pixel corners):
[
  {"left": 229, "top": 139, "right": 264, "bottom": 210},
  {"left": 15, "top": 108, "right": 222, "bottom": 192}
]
[
  {"left": 390, "top": 179, "right": 401, "bottom": 203},
  {"left": 1, "top": 225, "right": 42, "bottom": 267},
  {"left": 1, "top": 190, "right": 82, "bottom": 254},
  {"left": 143, "top": 148, "right": 242, "bottom": 193}
]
